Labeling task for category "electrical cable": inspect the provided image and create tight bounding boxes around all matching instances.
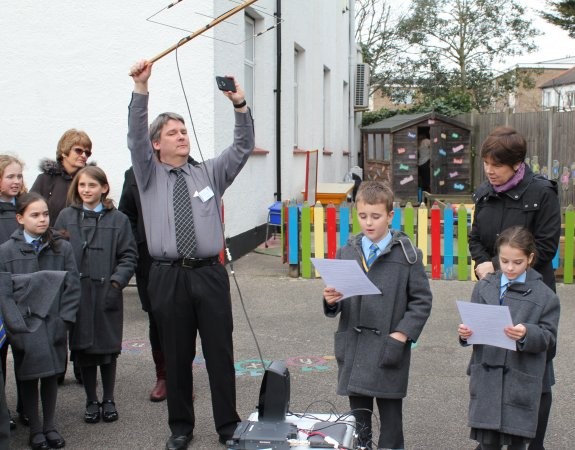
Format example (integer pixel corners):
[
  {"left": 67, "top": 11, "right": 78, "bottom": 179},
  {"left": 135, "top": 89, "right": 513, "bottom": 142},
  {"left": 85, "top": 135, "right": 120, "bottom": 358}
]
[
  {"left": 146, "top": 0, "right": 283, "bottom": 46},
  {"left": 173, "top": 39, "right": 266, "bottom": 370}
]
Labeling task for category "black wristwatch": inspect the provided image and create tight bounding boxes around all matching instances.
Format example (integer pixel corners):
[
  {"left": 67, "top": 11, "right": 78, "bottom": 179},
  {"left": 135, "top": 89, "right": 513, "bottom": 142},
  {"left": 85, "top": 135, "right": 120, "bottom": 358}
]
[{"left": 233, "top": 99, "right": 247, "bottom": 108}]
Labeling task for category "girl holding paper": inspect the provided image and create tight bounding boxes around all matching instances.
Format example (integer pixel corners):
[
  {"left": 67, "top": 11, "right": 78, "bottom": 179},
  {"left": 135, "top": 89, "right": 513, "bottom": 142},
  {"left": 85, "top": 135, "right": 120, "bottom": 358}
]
[
  {"left": 458, "top": 226, "right": 559, "bottom": 450},
  {"left": 469, "top": 126, "right": 560, "bottom": 450}
]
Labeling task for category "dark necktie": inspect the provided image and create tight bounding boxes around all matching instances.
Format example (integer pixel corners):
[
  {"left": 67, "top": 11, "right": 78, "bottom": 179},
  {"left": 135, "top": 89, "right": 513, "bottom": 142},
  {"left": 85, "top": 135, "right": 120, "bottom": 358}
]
[
  {"left": 31, "top": 239, "right": 41, "bottom": 253},
  {"left": 0, "top": 316, "right": 5, "bottom": 349},
  {"left": 172, "top": 168, "right": 197, "bottom": 258},
  {"left": 500, "top": 281, "right": 513, "bottom": 304},
  {"left": 366, "top": 243, "right": 379, "bottom": 268}
]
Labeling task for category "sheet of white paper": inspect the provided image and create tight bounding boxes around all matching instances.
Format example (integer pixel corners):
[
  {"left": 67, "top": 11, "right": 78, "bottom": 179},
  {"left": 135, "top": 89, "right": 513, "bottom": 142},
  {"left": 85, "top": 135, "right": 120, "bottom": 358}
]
[
  {"left": 456, "top": 301, "right": 516, "bottom": 351},
  {"left": 311, "top": 258, "right": 381, "bottom": 300}
]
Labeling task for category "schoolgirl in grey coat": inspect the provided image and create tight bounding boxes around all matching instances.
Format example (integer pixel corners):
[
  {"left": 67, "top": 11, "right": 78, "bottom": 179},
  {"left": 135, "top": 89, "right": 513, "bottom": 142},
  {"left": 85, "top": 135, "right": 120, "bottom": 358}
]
[
  {"left": 462, "top": 268, "right": 559, "bottom": 440},
  {"left": 0, "top": 229, "right": 80, "bottom": 379},
  {"left": 54, "top": 204, "right": 137, "bottom": 355},
  {"left": 323, "top": 230, "right": 432, "bottom": 398}
]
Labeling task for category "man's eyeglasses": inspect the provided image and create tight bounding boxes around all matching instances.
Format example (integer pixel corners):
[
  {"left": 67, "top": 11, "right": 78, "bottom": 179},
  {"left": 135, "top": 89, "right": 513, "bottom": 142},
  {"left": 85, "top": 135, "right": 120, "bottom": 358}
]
[{"left": 71, "top": 147, "right": 92, "bottom": 158}]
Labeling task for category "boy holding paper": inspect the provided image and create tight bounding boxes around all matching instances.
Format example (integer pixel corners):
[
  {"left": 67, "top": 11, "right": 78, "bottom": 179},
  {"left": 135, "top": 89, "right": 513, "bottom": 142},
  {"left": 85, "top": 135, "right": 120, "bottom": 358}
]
[
  {"left": 458, "top": 226, "right": 559, "bottom": 449},
  {"left": 322, "top": 181, "right": 432, "bottom": 450}
]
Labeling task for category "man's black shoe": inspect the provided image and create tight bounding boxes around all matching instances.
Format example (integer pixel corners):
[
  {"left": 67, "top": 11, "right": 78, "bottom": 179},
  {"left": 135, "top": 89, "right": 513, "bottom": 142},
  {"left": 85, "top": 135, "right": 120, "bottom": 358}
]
[
  {"left": 218, "top": 421, "right": 239, "bottom": 446},
  {"left": 165, "top": 433, "right": 193, "bottom": 450},
  {"left": 218, "top": 433, "right": 233, "bottom": 446}
]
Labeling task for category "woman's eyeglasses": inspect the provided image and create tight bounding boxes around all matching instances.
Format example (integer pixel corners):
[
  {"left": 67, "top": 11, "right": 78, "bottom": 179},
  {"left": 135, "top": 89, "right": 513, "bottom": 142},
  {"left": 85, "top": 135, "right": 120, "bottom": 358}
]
[{"left": 71, "top": 147, "right": 92, "bottom": 158}]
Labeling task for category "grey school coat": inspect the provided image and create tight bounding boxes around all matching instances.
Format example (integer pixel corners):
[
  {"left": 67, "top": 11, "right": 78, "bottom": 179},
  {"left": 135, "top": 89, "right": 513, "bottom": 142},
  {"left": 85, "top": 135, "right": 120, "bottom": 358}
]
[
  {"left": 54, "top": 205, "right": 137, "bottom": 354},
  {"left": 0, "top": 201, "right": 18, "bottom": 244},
  {"left": 0, "top": 231, "right": 80, "bottom": 380},
  {"left": 463, "top": 269, "right": 560, "bottom": 438},
  {"left": 323, "top": 231, "right": 432, "bottom": 398}
]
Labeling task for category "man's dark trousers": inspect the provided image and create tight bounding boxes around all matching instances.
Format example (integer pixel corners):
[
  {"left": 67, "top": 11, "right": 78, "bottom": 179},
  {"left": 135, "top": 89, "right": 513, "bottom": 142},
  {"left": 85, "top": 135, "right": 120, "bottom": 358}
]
[{"left": 148, "top": 261, "right": 240, "bottom": 436}]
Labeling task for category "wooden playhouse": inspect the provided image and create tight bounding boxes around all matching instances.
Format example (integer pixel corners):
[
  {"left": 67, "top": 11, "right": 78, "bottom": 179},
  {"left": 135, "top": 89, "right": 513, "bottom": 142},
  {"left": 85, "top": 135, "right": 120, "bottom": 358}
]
[{"left": 361, "top": 112, "right": 472, "bottom": 204}]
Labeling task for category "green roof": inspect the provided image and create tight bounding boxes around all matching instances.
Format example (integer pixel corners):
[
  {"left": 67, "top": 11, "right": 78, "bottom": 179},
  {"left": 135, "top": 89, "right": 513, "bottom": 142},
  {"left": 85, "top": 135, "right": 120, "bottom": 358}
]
[{"left": 362, "top": 112, "right": 470, "bottom": 133}]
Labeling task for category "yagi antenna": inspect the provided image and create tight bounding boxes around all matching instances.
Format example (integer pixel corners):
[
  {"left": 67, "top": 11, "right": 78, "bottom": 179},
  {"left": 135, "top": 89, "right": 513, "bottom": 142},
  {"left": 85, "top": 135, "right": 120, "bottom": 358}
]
[
  {"left": 147, "top": 0, "right": 259, "bottom": 65},
  {"left": 146, "top": 0, "right": 280, "bottom": 47}
]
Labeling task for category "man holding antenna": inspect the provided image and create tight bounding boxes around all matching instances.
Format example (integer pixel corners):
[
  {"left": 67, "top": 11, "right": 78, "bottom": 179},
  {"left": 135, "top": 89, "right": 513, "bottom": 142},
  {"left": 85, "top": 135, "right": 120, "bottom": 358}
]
[{"left": 128, "top": 60, "right": 254, "bottom": 450}]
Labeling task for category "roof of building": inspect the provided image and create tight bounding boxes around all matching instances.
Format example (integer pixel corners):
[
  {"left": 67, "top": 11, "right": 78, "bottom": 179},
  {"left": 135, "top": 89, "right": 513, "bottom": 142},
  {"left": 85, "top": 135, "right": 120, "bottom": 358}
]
[
  {"left": 361, "top": 112, "right": 470, "bottom": 133},
  {"left": 499, "top": 56, "right": 575, "bottom": 74},
  {"left": 539, "top": 66, "right": 575, "bottom": 89}
]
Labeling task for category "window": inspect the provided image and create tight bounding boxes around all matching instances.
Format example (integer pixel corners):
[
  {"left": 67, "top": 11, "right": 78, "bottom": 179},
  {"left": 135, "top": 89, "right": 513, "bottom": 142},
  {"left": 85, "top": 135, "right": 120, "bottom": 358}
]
[
  {"left": 323, "top": 66, "right": 331, "bottom": 151},
  {"left": 543, "top": 91, "right": 552, "bottom": 108},
  {"left": 566, "top": 90, "right": 575, "bottom": 110},
  {"left": 367, "top": 134, "right": 375, "bottom": 160},
  {"left": 244, "top": 15, "right": 255, "bottom": 111},
  {"left": 294, "top": 47, "right": 303, "bottom": 147},
  {"left": 383, "top": 134, "right": 391, "bottom": 161},
  {"left": 342, "top": 81, "right": 349, "bottom": 152},
  {"left": 366, "top": 134, "right": 390, "bottom": 162}
]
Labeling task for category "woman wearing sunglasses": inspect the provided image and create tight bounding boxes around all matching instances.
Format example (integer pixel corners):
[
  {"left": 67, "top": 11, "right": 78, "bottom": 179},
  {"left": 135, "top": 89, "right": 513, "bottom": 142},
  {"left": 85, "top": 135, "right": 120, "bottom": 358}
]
[
  {"left": 28, "top": 128, "right": 94, "bottom": 389},
  {"left": 31, "top": 129, "right": 93, "bottom": 226}
]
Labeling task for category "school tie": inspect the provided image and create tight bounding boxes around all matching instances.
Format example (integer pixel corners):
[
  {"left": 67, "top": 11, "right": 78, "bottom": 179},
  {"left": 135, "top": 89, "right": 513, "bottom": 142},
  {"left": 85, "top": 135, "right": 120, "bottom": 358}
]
[
  {"left": 172, "top": 168, "right": 197, "bottom": 258},
  {"left": 500, "top": 281, "right": 513, "bottom": 304},
  {"left": 0, "top": 316, "right": 5, "bottom": 349},
  {"left": 366, "top": 243, "right": 379, "bottom": 268},
  {"left": 31, "top": 239, "right": 41, "bottom": 253}
]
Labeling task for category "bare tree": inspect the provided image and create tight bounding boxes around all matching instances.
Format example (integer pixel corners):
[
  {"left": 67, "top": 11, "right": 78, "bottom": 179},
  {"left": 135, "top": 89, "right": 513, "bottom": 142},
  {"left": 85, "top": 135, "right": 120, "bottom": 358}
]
[
  {"left": 355, "top": 0, "right": 408, "bottom": 94},
  {"left": 395, "top": 0, "right": 540, "bottom": 111}
]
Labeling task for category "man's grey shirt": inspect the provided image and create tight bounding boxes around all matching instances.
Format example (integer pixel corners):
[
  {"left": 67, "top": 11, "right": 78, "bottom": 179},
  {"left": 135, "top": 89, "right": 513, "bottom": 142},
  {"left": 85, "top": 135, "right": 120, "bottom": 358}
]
[{"left": 127, "top": 92, "right": 255, "bottom": 259}]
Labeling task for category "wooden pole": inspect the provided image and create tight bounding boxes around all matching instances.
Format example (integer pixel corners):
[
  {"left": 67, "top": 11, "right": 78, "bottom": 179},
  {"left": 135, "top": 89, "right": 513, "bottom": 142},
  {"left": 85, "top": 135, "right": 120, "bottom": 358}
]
[
  {"left": 564, "top": 205, "right": 574, "bottom": 283},
  {"left": 326, "top": 204, "right": 337, "bottom": 259},
  {"left": 301, "top": 202, "right": 311, "bottom": 279},
  {"left": 314, "top": 202, "right": 325, "bottom": 278},
  {"left": 148, "top": 0, "right": 260, "bottom": 64},
  {"left": 430, "top": 202, "right": 441, "bottom": 279},
  {"left": 404, "top": 202, "right": 414, "bottom": 241},
  {"left": 457, "top": 204, "right": 468, "bottom": 281},
  {"left": 417, "top": 202, "right": 428, "bottom": 271},
  {"left": 444, "top": 204, "right": 454, "bottom": 280}
]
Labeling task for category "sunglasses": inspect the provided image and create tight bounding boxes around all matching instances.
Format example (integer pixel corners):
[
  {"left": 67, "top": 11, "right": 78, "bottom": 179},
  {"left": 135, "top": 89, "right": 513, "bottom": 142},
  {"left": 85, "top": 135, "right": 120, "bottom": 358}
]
[{"left": 71, "top": 147, "right": 92, "bottom": 158}]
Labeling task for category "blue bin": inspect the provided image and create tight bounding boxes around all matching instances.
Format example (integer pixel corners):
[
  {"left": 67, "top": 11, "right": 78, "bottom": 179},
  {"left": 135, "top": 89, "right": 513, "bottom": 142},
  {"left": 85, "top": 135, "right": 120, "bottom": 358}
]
[
  {"left": 268, "top": 201, "right": 282, "bottom": 226},
  {"left": 265, "top": 201, "right": 282, "bottom": 246}
]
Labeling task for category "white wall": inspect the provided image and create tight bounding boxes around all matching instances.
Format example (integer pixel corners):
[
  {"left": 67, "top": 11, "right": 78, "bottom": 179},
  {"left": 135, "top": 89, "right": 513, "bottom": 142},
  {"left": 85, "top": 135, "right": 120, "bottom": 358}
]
[
  {"left": 0, "top": 0, "right": 355, "bottom": 239},
  {"left": 279, "top": 0, "right": 354, "bottom": 202}
]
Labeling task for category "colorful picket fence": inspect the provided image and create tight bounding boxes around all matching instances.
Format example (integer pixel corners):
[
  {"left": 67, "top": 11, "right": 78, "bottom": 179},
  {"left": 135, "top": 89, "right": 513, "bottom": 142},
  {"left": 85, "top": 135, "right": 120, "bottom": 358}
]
[{"left": 281, "top": 201, "right": 575, "bottom": 283}]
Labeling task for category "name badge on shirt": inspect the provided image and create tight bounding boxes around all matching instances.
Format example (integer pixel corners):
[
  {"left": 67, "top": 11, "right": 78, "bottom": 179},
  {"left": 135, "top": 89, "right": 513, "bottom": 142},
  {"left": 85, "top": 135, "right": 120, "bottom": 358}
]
[{"left": 197, "top": 186, "right": 215, "bottom": 203}]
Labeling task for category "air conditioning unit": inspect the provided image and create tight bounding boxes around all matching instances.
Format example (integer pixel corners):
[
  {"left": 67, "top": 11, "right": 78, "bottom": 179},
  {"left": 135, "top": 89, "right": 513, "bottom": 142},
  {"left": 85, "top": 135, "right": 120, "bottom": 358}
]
[{"left": 355, "top": 63, "right": 370, "bottom": 110}]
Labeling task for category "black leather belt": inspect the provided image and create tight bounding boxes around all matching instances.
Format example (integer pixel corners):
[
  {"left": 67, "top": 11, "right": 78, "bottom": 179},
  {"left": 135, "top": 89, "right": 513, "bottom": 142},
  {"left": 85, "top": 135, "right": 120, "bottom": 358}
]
[{"left": 154, "top": 256, "right": 220, "bottom": 269}]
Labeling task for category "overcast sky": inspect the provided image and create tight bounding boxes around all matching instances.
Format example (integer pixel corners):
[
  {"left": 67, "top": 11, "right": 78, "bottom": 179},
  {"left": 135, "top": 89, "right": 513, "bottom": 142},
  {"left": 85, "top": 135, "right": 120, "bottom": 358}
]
[
  {"left": 382, "top": 0, "right": 574, "bottom": 70},
  {"left": 506, "top": 0, "right": 574, "bottom": 66}
]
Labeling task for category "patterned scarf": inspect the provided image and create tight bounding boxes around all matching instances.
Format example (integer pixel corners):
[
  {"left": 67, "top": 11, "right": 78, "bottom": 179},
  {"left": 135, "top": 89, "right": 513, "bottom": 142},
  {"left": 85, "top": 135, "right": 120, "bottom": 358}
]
[{"left": 492, "top": 162, "right": 526, "bottom": 193}]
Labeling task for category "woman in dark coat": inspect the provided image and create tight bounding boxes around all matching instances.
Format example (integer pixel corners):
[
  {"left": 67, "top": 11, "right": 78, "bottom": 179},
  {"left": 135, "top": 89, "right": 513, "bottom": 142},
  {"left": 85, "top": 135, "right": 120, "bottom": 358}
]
[
  {"left": 31, "top": 128, "right": 93, "bottom": 227},
  {"left": 469, "top": 126, "right": 561, "bottom": 450},
  {"left": 0, "top": 192, "right": 80, "bottom": 449},
  {"left": 54, "top": 166, "right": 136, "bottom": 425},
  {"left": 31, "top": 129, "right": 93, "bottom": 385}
]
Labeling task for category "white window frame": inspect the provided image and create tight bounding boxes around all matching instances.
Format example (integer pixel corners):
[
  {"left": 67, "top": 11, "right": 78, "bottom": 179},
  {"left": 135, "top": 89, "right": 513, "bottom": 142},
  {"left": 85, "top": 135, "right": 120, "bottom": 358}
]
[{"left": 244, "top": 15, "right": 255, "bottom": 113}]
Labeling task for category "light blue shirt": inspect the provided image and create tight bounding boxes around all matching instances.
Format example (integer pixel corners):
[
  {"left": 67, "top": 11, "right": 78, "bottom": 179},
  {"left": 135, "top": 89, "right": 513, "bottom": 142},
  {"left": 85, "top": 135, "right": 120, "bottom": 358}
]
[
  {"left": 500, "top": 271, "right": 527, "bottom": 298},
  {"left": 361, "top": 231, "right": 392, "bottom": 263},
  {"left": 83, "top": 203, "right": 104, "bottom": 212},
  {"left": 23, "top": 230, "right": 41, "bottom": 243}
]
